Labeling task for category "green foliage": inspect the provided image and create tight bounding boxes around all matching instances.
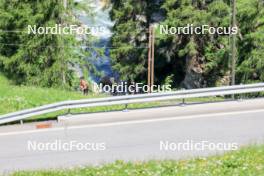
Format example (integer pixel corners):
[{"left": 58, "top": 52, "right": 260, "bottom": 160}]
[
  {"left": 110, "top": 0, "right": 232, "bottom": 87},
  {"left": 1, "top": 0, "right": 263, "bottom": 90},
  {"left": 163, "top": 74, "right": 174, "bottom": 87},
  {"left": 110, "top": 0, "right": 157, "bottom": 83},
  {"left": 160, "top": 0, "right": 231, "bottom": 87},
  {"left": 12, "top": 145, "right": 264, "bottom": 176},
  {"left": 0, "top": 0, "right": 89, "bottom": 88},
  {"left": 237, "top": 0, "right": 264, "bottom": 84},
  {"left": 0, "top": 73, "right": 223, "bottom": 120},
  {"left": 0, "top": 73, "right": 89, "bottom": 115},
  {"left": 110, "top": 0, "right": 264, "bottom": 88}
]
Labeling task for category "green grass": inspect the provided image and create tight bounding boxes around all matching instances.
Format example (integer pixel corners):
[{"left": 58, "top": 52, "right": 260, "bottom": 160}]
[
  {"left": 11, "top": 145, "right": 264, "bottom": 176},
  {"left": 0, "top": 74, "right": 102, "bottom": 115},
  {"left": 0, "top": 74, "right": 161, "bottom": 121},
  {"left": 0, "top": 74, "right": 224, "bottom": 122}
]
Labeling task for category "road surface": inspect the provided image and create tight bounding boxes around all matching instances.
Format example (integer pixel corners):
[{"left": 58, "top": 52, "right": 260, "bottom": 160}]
[{"left": 0, "top": 98, "right": 264, "bottom": 173}]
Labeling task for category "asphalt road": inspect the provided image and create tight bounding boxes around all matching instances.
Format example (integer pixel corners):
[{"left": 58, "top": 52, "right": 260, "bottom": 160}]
[{"left": 0, "top": 99, "right": 264, "bottom": 173}]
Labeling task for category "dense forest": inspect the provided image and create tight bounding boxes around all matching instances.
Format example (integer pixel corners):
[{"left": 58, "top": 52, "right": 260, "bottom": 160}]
[
  {"left": 110, "top": 0, "right": 264, "bottom": 88},
  {"left": 0, "top": 0, "right": 91, "bottom": 89},
  {"left": 0, "top": 0, "right": 263, "bottom": 90}
]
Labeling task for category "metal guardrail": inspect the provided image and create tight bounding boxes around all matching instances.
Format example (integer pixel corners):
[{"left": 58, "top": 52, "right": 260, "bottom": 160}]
[{"left": 0, "top": 83, "right": 264, "bottom": 125}]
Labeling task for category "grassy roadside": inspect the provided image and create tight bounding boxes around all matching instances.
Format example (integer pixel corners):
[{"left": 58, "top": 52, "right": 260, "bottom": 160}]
[
  {"left": 0, "top": 74, "right": 224, "bottom": 122},
  {"left": 12, "top": 145, "right": 264, "bottom": 176},
  {"left": 0, "top": 74, "right": 162, "bottom": 121},
  {"left": 0, "top": 74, "right": 103, "bottom": 115}
]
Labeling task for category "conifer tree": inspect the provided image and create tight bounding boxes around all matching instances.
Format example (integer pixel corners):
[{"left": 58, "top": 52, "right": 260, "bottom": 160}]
[{"left": 0, "top": 0, "right": 89, "bottom": 88}]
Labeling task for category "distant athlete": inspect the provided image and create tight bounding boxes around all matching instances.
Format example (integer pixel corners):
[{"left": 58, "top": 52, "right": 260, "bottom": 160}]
[{"left": 80, "top": 77, "right": 89, "bottom": 95}]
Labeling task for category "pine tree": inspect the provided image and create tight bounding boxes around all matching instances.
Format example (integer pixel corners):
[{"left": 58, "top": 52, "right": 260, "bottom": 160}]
[
  {"left": 237, "top": 0, "right": 264, "bottom": 83},
  {"left": 110, "top": 0, "right": 157, "bottom": 83},
  {"left": 159, "top": 0, "right": 231, "bottom": 88},
  {"left": 0, "top": 0, "right": 89, "bottom": 88}
]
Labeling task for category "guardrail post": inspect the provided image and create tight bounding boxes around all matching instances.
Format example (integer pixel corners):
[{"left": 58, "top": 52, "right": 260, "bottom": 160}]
[
  {"left": 238, "top": 83, "right": 244, "bottom": 101},
  {"left": 180, "top": 88, "right": 186, "bottom": 106},
  {"left": 123, "top": 103, "right": 129, "bottom": 112},
  {"left": 123, "top": 96, "right": 129, "bottom": 112},
  {"left": 67, "top": 109, "right": 71, "bottom": 115},
  {"left": 123, "top": 94, "right": 129, "bottom": 112},
  {"left": 181, "top": 98, "right": 186, "bottom": 107},
  {"left": 20, "top": 120, "right": 23, "bottom": 125}
]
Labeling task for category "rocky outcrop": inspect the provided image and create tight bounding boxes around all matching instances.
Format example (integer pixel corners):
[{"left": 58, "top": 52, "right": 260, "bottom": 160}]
[{"left": 181, "top": 55, "right": 205, "bottom": 89}]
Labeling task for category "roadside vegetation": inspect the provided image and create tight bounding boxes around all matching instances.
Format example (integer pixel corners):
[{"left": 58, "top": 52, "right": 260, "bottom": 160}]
[
  {"left": 0, "top": 73, "right": 160, "bottom": 121},
  {"left": 0, "top": 73, "right": 96, "bottom": 115},
  {"left": 110, "top": 0, "right": 264, "bottom": 88},
  {"left": 0, "top": 73, "right": 224, "bottom": 122},
  {"left": 12, "top": 145, "right": 264, "bottom": 176},
  {"left": 0, "top": 0, "right": 93, "bottom": 88},
  {"left": 0, "top": 0, "right": 262, "bottom": 123}
]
